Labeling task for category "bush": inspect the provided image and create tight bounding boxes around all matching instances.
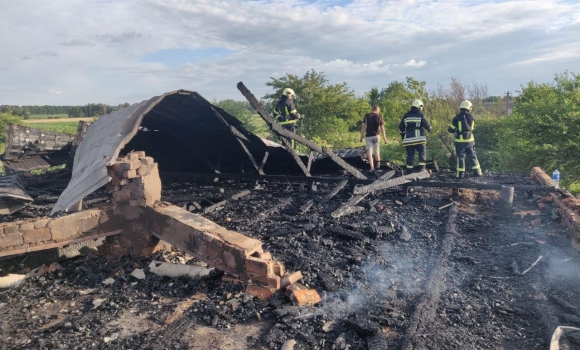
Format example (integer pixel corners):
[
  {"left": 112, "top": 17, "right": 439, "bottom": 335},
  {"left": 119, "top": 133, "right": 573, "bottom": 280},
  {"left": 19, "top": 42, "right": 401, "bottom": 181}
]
[{"left": 0, "top": 113, "right": 24, "bottom": 154}]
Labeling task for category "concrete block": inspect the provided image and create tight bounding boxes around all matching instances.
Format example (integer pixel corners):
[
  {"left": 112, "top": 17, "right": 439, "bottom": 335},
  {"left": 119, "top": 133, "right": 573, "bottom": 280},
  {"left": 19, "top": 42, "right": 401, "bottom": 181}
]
[
  {"left": 281, "top": 271, "right": 303, "bottom": 287},
  {"left": 23, "top": 228, "right": 51, "bottom": 244},
  {"left": 0, "top": 234, "right": 24, "bottom": 248}
]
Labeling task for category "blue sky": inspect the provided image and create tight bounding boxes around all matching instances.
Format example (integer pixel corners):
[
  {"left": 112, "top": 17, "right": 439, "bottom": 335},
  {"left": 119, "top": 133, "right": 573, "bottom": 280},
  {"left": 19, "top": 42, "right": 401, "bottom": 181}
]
[{"left": 0, "top": 0, "right": 579, "bottom": 105}]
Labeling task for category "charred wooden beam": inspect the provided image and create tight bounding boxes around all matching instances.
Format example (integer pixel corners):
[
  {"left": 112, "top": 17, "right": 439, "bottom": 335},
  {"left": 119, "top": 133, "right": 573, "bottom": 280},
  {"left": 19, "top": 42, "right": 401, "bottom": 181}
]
[
  {"left": 251, "top": 198, "right": 293, "bottom": 223},
  {"left": 237, "top": 82, "right": 366, "bottom": 179},
  {"left": 306, "top": 151, "right": 314, "bottom": 173},
  {"left": 258, "top": 152, "right": 269, "bottom": 174},
  {"left": 203, "top": 189, "right": 252, "bottom": 214},
  {"left": 299, "top": 199, "right": 315, "bottom": 214},
  {"left": 210, "top": 107, "right": 265, "bottom": 175},
  {"left": 327, "top": 226, "right": 368, "bottom": 240},
  {"left": 319, "top": 179, "right": 349, "bottom": 205},
  {"left": 353, "top": 170, "right": 430, "bottom": 195},
  {"left": 330, "top": 205, "right": 365, "bottom": 219},
  {"left": 330, "top": 170, "right": 395, "bottom": 217}
]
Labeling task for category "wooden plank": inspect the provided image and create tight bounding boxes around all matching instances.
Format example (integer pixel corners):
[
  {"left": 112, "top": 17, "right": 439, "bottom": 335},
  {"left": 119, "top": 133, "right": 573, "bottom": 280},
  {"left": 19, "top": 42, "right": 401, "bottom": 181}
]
[
  {"left": 258, "top": 152, "right": 269, "bottom": 174},
  {"left": 237, "top": 82, "right": 365, "bottom": 179}
]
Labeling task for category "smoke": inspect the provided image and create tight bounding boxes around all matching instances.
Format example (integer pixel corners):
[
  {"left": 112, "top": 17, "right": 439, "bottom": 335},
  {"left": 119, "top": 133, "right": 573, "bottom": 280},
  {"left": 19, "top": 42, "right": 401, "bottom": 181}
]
[{"left": 319, "top": 243, "right": 423, "bottom": 319}]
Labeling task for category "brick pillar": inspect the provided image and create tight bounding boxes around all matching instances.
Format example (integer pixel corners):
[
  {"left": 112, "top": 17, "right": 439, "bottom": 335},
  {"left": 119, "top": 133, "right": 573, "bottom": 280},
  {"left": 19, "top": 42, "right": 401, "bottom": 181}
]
[{"left": 101, "top": 151, "right": 168, "bottom": 258}]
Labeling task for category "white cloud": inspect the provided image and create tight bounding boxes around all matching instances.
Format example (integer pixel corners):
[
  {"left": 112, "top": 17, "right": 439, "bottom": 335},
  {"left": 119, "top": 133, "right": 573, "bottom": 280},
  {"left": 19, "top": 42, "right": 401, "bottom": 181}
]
[
  {"left": 404, "top": 60, "right": 427, "bottom": 68},
  {"left": 0, "top": 0, "right": 579, "bottom": 105}
]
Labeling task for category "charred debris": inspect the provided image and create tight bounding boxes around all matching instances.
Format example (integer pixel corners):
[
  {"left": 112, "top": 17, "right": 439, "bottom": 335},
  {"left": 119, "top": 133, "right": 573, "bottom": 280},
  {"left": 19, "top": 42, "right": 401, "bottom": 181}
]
[{"left": 0, "top": 85, "right": 579, "bottom": 350}]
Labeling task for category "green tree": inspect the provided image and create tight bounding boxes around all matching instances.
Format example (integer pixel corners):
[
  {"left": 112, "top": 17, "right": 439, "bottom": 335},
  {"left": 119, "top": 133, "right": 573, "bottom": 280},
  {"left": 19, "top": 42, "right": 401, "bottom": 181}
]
[
  {"left": 213, "top": 99, "right": 270, "bottom": 138},
  {"left": 264, "top": 70, "right": 368, "bottom": 149},
  {"left": 497, "top": 71, "right": 580, "bottom": 191}
]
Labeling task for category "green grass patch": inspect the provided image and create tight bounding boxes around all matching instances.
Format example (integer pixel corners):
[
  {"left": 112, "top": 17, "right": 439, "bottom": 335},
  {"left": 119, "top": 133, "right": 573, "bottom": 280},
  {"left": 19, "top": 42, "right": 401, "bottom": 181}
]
[{"left": 25, "top": 122, "right": 79, "bottom": 134}]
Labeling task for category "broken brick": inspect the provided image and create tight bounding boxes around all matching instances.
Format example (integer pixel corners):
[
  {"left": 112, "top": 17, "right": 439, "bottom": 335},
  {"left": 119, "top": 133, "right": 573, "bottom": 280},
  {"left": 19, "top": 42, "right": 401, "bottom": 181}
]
[
  {"left": 0, "top": 234, "right": 24, "bottom": 248},
  {"left": 289, "top": 289, "right": 321, "bottom": 306},
  {"left": 273, "top": 261, "right": 285, "bottom": 277},
  {"left": 257, "top": 251, "right": 272, "bottom": 261},
  {"left": 281, "top": 271, "right": 303, "bottom": 287},
  {"left": 250, "top": 274, "right": 281, "bottom": 289},
  {"left": 245, "top": 285, "right": 275, "bottom": 300}
]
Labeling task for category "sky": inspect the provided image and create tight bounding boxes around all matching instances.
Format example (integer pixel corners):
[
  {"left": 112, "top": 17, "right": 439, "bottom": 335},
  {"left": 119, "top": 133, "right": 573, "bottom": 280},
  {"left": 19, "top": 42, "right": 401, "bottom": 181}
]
[{"left": 1, "top": 0, "right": 579, "bottom": 105}]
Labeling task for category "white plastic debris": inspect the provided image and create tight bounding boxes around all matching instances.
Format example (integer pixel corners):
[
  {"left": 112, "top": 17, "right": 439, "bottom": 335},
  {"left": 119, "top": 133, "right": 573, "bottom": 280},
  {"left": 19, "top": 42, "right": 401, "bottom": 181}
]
[
  {"left": 104, "top": 333, "right": 118, "bottom": 343},
  {"left": 92, "top": 298, "right": 106, "bottom": 309},
  {"left": 130, "top": 268, "right": 146, "bottom": 280},
  {"left": 148, "top": 261, "right": 212, "bottom": 279},
  {"left": 0, "top": 274, "right": 27, "bottom": 288},
  {"left": 550, "top": 326, "right": 580, "bottom": 350},
  {"left": 102, "top": 278, "right": 115, "bottom": 285}
]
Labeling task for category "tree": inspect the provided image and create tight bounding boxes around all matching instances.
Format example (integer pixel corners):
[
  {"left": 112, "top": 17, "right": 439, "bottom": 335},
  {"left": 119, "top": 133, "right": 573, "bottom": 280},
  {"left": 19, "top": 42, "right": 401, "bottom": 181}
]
[
  {"left": 497, "top": 71, "right": 580, "bottom": 190},
  {"left": 213, "top": 99, "right": 269, "bottom": 138},
  {"left": 264, "top": 70, "right": 368, "bottom": 149}
]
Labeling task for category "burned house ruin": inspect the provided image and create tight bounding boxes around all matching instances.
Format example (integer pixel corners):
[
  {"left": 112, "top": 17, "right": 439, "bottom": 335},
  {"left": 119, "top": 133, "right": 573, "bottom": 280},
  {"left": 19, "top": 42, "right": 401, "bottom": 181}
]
[{"left": 1, "top": 86, "right": 580, "bottom": 350}]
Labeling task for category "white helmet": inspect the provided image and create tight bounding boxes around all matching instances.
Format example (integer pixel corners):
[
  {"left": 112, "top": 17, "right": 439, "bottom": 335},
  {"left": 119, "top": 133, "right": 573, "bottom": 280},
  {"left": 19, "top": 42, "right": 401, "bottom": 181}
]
[
  {"left": 282, "top": 88, "right": 295, "bottom": 99},
  {"left": 460, "top": 100, "right": 472, "bottom": 111},
  {"left": 412, "top": 99, "right": 424, "bottom": 109}
]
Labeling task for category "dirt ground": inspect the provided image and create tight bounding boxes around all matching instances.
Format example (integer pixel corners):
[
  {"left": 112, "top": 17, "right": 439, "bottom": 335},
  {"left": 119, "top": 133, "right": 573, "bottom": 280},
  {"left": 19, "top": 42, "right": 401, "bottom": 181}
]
[{"left": 1, "top": 172, "right": 580, "bottom": 349}]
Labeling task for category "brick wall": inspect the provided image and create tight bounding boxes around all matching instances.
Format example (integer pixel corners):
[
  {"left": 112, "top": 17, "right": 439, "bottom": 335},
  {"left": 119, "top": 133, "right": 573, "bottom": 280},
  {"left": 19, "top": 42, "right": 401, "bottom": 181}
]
[
  {"left": 530, "top": 167, "right": 580, "bottom": 252},
  {"left": 0, "top": 209, "right": 111, "bottom": 257}
]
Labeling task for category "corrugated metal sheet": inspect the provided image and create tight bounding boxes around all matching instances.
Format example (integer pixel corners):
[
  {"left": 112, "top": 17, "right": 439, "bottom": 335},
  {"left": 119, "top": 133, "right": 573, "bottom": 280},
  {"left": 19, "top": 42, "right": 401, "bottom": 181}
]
[
  {"left": 0, "top": 174, "right": 33, "bottom": 215},
  {"left": 51, "top": 90, "right": 304, "bottom": 214}
]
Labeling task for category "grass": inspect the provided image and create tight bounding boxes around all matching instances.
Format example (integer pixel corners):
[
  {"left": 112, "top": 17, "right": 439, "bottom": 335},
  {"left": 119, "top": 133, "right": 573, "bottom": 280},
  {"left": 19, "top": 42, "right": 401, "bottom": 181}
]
[{"left": 25, "top": 122, "right": 80, "bottom": 134}]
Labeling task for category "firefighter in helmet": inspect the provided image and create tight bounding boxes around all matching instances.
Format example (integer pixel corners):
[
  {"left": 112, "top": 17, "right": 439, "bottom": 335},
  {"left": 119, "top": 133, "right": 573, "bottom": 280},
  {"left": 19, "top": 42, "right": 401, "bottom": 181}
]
[
  {"left": 273, "top": 88, "right": 301, "bottom": 133},
  {"left": 448, "top": 100, "right": 483, "bottom": 179},
  {"left": 398, "top": 99, "right": 432, "bottom": 173}
]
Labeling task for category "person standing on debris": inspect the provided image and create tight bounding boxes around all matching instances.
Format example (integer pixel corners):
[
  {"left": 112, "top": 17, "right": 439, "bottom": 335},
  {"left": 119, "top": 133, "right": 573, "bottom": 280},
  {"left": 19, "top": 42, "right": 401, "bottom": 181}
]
[
  {"left": 360, "top": 105, "right": 388, "bottom": 173},
  {"left": 274, "top": 88, "right": 301, "bottom": 133},
  {"left": 398, "top": 99, "right": 432, "bottom": 173},
  {"left": 448, "top": 100, "right": 483, "bottom": 179}
]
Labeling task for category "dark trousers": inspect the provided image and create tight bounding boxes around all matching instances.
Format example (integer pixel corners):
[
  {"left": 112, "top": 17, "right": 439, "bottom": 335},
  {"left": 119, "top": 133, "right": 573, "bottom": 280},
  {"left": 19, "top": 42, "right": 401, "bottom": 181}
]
[
  {"left": 455, "top": 143, "right": 481, "bottom": 176},
  {"left": 405, "top": 144, "right": 426, "bottom": 170}
]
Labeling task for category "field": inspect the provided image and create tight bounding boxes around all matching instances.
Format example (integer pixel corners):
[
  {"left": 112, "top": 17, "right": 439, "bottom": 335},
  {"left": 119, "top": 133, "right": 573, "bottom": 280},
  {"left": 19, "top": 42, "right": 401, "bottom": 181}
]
[
  {"left": 22, "top": 117, "right": 96, "bottom": 134},
  {"left": 28, "top": 114, "right": 69, "bottom": 119}
]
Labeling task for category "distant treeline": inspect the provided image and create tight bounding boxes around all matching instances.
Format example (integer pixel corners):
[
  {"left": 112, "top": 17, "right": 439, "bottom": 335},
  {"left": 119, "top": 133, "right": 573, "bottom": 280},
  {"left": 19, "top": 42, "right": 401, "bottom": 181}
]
[{"left": 0, "top": 103, "right": 131, "bottom": 119}]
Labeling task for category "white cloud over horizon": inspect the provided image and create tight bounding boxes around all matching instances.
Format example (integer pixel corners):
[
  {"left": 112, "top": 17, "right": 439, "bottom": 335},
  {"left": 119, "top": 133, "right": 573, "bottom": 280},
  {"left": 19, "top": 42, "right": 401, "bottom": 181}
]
[{"left": 1, "top": 0, "right": 579, "bottom": 105}]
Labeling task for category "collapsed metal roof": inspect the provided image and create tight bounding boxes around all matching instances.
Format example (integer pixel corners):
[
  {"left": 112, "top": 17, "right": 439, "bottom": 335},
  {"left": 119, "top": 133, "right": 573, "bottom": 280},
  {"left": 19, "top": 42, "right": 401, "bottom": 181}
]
[
  {"left": 2, "top": 124, "right": 75, "bottom": 173},
  {"left": 51, "top": 90, "right": 303, "bottom": 214}
]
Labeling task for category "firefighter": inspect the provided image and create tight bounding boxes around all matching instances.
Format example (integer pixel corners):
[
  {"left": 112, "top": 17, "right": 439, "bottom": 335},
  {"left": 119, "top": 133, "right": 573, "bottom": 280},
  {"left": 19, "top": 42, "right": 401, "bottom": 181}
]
[
  {"left": 448, "top": 99, "right": 482, "bottom": 179},
  {"left": 398, "top": 99, "right": 431, "bottom": 173},
  {"left": 273, "top": 88, "right": 301, "bottom": 133}
]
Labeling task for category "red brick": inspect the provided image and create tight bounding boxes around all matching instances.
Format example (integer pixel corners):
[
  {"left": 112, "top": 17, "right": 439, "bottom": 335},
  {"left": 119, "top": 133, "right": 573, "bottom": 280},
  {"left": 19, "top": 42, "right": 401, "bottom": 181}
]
[
  {"left": 289, "top": 289, "right": 321, "bottom": 306},
  {"left": 113, "top": 190, "right": 132, "bottom": 203},
  {"left": 3, "top": 224, "right": 19, "bottom": 235},
  {"left": 222, "top": 276, "right": 245, "bottom": 285},
  {"left": 19, "top": 222, "right": 35, "bottom": 231},
  {"left": 281, "top": 271, "right": 303, "bottom": 287},
  {"left": 78, "top": 216, "right": 100, "bottom": 233},
  {"left": 119, "top": 169, "right": 138, "bottom": 178},
  {"left": 34, "top": 219, "right": 50, "bottom": 229},
  {"left": 23, "top": 228, "right": 51, "bottom": 243},
  {"left": 245, "top": 257, "right": 274, "bottom": 277},
  {"left": 49, "top": 215, "right": 80, "bottom": 241},
  {"left": 257, "top": 251, "right": 272, "bottom": 261},
  {"left": 205, "top": 240, "right": 224, "bottom": 263},
  {"left": 0, "top": 234, "right": 24, "bottom": 248},
  {"left": 273, "top": 261, "right": 285, "bottom": 277},
  {"left": 250, "top": 274, "right": 281, "bottom": 289},
  {"left": 245, "top": 285, "right": 275, "bottom": 300},
  {"left": 128, "top": 152, "right": 140, "bottom": 162}
]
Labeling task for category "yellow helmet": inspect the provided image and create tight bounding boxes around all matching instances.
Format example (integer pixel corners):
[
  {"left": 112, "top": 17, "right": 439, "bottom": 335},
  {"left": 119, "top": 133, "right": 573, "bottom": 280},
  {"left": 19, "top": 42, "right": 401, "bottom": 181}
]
[
  {"left": 282, "top": 88, "right": 295, "bottom": 99},
  {"left": 460, "top": 100, "right": 472, "bottom": 111},
  {"left": 412, "top": 99, "right": 424, "bottom": 109}
]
